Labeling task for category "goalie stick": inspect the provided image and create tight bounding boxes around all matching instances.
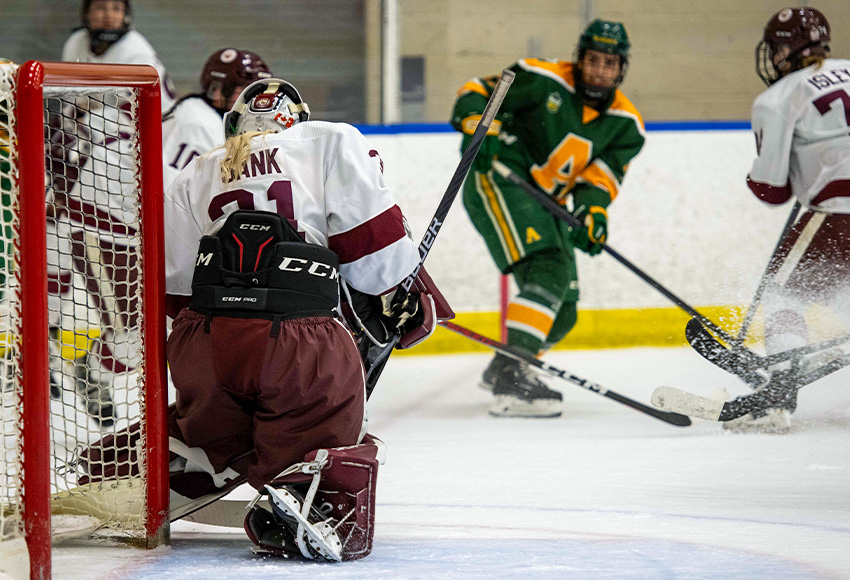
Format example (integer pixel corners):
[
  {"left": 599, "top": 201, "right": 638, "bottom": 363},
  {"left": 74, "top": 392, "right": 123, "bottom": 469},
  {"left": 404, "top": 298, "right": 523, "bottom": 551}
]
[
  {"left": 491, "top": 160, "right": 751, "bottom": 352},
  {"left": 364, "top": 68, "right": 515, "bottom": 398},
  {"left": 439, "top": 320, "right": 692, "bottom": 426},
  {"left": 651, "top": 350, "right": 850, "bottom": 421},
  {"left": 685, "top": 317, "right": 850, "bottom": 384}
]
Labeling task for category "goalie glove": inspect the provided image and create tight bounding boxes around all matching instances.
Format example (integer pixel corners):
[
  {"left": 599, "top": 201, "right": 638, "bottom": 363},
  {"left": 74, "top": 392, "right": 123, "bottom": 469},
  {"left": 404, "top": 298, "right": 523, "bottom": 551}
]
[{"left": 340, "top": 267, "right": 454, "bottom": 351}]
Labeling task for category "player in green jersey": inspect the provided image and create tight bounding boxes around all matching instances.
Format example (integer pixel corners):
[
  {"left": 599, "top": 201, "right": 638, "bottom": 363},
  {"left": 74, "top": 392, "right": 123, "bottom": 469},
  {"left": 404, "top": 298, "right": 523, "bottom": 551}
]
[{"left": 451, "top": 19, "right": 645, "bottom": 418}]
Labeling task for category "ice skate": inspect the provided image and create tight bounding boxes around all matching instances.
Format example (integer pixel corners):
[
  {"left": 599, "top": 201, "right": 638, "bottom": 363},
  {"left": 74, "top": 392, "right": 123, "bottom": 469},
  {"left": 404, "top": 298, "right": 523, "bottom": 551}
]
[
  {"left": 723, "top": 407, "right": 792, "bottom": 434},
  {"left": 486, "top": 354, "right": 562, "bottom": 418},
  {"left": 265, "top": 485, "right": 342, "bottom": 562},
  {"left": 74, "top": 356, "right": 116, "bottom": 428},
  {"left": 724, "top": 369, "right": 797, "bottom": 434},
  {"left": 243, "top": 504, "right": 304, "bottom": 559}
]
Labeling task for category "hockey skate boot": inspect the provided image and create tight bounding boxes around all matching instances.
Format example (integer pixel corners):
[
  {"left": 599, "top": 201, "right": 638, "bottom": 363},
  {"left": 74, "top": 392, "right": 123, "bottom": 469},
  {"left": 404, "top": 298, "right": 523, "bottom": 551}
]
[
  {"left": 243, "top": 504, "right": 304, "bottom": 559},
  {"left": 479, "top": 353, "right": 503, "bottom": 392},
  {"left": 74, "top": 356, "right": 116, "bottom": 428},
  {"left": 724, "top": 368, "right": 798, "bottom": 434},
  {"left": 264, "top": 485, "right": 342, "bottom": 562},
  {"left": 487, "top": 354, "right": 562, "bottom": 418}
]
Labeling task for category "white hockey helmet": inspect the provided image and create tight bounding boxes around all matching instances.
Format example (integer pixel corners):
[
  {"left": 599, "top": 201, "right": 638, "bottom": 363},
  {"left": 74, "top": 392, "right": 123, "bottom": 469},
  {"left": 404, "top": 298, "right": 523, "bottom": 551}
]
[{"left": 223, "top": 78, "right": 310, "bottom": 139}]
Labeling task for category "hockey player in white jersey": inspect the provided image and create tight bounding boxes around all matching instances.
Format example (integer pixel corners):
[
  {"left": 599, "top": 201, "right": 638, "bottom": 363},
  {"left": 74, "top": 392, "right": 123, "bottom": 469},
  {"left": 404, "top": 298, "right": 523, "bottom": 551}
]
[
  {"left": 162, "top": 48, "right": 272, "bottom": 190},
  {"left": 62, "top": 0, "right": 175, "bottom": 111},
  {"left": 729, "top": 7, "right": 850, "bottom": 432},
  {"left": 162, "top": 78, "right": 443, "bottom": 560},
  {"left": 49, "top": 0, "right": 176, "bottom": 424}
]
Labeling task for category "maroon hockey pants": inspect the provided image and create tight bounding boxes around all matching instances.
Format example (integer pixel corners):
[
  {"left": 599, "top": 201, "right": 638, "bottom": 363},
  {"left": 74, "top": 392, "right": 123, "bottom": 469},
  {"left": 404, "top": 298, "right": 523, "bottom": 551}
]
[{"left": 167, "top": 310, "right": 366, "bottom": 489}]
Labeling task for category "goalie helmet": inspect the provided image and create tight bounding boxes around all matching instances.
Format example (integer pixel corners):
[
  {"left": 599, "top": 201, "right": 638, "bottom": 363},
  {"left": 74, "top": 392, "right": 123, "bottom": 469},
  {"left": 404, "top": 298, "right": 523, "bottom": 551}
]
[
  {"left": 200, "top": 48, "right": 272, "bottom": 112},
  {"left": 574, "top": 19, "right": 630, "bottom": 105},
  {"left": 757, "top": 7, "right": 831, "bottom": 86},
  {"left": 82, "top": 0, "right": 133, "bottom": 54},
  {"left": 223, "top": 78, "right": 311, "bottom": 139}
]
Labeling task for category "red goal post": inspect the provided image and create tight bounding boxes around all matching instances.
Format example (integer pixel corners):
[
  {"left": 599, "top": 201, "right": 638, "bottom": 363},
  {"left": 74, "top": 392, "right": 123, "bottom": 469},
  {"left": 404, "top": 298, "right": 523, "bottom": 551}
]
[{"left": 1, "top": 61, "right": 167, "bottom": 580}]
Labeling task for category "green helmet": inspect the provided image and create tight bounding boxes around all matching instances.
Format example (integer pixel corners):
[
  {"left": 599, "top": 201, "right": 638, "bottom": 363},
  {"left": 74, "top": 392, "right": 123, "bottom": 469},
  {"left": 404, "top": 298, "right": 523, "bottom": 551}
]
[
  {"left": 575, "top": 19, "right": 630, "bottom": 106},
  {"left": 578, "top": 19, "right": 630, "bottom": 60}
]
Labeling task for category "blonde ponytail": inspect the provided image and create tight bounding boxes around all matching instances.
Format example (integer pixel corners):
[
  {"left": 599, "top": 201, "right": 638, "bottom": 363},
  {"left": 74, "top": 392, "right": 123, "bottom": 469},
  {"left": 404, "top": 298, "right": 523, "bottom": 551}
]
[{"left": 219, "top": 131, "right": 275, "bottom": 183}]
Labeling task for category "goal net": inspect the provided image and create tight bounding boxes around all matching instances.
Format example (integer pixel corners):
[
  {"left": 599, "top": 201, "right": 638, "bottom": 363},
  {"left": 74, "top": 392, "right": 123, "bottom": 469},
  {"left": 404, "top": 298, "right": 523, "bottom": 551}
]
[{"left": 0, "top": 60, "right": 167, "bottom": 580}]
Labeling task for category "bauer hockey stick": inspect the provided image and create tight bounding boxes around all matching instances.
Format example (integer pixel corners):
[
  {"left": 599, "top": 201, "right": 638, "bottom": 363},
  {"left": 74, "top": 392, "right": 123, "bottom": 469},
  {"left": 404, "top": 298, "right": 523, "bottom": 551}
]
[
  {"left": 652, "top": 350, "right": 850, "bottom": 421},
  {"left": 364, "top": 68, "right": 516, "bottom": 398},
  {"left": 439, "top": 320, "right": 692, "bottom": 426},
  {"left": 491, "top": 160, "right": 750, "bottom": 352}
]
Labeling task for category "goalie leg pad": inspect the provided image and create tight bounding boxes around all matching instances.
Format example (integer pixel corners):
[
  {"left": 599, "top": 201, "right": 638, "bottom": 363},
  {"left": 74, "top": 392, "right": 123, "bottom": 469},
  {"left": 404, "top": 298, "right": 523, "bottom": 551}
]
[{"left": 245, "top": 436, "right": 383, "bottom": 561}]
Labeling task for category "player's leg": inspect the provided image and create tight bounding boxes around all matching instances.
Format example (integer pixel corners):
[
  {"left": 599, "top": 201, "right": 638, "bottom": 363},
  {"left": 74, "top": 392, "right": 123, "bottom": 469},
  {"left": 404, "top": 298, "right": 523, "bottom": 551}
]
[
  {"left": 727, "top": 211, "right": 850, "bottom": 432},
  {"left": 249, "top": 316, "right": 366, "bottom": 487},
  {"left": 463, "top": 170, "right": 565, "bottom": 417}
]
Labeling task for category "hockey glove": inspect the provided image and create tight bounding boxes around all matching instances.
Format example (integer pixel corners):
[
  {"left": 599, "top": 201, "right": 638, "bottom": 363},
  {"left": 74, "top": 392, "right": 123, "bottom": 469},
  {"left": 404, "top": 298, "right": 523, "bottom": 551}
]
[
  {"left": 571, "top": 205, "right": 607, "bottom": 256},
  {"left": 380, "top": 290, "right": 425, "bottom": 335}
]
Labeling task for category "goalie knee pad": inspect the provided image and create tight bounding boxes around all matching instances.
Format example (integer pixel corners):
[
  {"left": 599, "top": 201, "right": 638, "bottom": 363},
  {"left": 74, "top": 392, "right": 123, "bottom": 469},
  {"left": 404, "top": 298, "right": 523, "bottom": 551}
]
[{"left": 245, "top": 435, "right": 385, "bottom": 561}]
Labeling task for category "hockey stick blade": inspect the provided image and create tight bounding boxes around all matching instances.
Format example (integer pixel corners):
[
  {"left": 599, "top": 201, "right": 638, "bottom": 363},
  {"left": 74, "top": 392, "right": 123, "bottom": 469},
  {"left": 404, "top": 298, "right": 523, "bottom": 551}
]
[
  {"left": 653, "top": 351, "right": 850, "bottom": 421},
  {"left": 686, "top": 317, "right": 850, "bottom": 382},
  {"left": 651, "top": 386, "right": 724, "bottom": 421},
  {"left": 439, "top": 321, "right": 691, "bottom": 426},
  {"left": 685, "top": 318, "right": 766, "bottom": 385}
]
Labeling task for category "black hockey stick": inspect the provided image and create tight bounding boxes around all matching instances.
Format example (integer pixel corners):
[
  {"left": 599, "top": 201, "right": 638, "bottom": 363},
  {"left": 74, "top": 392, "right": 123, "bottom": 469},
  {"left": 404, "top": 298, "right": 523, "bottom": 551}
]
[
  {"left": 491, "top": 160, "right": 749, "bottom": 351},
  {"left": 685, "top": 317, "right": 850, "bottom": 383},
  {"left": 652, "top": 351, "right": 850, "bottom": 421},
  {"left": 732, "top": 201, "right": 801, "bottom": 347},
  {"left": 364, "top": 68, "right": 516, "bottom": 398},
  {"left": 439, "top": 320, "right": 692, "bottom": 426}
]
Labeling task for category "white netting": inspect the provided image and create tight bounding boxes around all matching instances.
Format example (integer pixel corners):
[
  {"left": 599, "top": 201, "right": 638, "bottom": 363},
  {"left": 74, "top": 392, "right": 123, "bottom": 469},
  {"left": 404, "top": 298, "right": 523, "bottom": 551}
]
[
  {"left": 0, "top": 61, "right": 25, "bottom": 566},
  {"left": 0, "top": 61, "right": 153, "bottom": 571}
]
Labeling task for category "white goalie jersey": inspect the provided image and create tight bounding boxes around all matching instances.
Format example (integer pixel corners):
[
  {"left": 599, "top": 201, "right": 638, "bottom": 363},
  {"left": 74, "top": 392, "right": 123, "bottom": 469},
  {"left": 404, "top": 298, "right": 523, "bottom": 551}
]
[
  {"left": 164, "top": 121, "right": 420, "bottom": 298},
  {"left": 748, "top": 58, "right": 850, "bottom": 213}
]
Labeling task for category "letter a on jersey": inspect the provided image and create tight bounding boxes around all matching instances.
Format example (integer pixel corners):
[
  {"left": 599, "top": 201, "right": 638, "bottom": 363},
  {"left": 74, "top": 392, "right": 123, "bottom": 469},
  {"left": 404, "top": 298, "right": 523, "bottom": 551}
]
[{"left": 526, "top": 227, "right": 541, "bottom": 244}]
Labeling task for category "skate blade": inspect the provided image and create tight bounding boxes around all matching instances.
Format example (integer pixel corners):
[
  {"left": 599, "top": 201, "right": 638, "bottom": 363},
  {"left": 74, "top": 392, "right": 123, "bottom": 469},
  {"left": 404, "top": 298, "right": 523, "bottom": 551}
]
[
  {"left": 488, "top": 394, "right": 562, "bottom": 418},
  {"left": 723, "top": 409, "right": 791, "bottom": 434},
  {"left": 265, "top": 486, "right": 342, "bottom": 562}
]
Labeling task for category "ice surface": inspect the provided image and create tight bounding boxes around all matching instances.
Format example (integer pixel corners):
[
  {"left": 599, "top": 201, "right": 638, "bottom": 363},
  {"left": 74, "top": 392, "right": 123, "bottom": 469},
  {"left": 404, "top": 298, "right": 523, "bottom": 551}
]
[{"left": 52, "top": 347, "right": 850, "bottom": 579}]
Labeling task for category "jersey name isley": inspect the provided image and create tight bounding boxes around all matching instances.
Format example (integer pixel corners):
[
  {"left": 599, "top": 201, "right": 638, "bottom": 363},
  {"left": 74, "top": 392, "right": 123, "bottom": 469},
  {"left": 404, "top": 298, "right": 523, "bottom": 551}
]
[{"left": 806, "top": 67, "right": 850, "bottom": 90}]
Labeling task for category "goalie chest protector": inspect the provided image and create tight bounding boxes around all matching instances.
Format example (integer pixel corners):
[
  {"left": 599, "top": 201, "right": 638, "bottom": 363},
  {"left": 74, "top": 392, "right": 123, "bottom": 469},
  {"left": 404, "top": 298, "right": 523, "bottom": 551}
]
[{"left": 190, "top": 210, "right": 340, "bottom": 319}]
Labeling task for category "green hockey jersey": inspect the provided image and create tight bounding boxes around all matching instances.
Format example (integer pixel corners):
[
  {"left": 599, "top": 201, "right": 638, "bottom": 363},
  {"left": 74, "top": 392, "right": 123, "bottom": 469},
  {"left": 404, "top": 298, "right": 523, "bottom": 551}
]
[{"left": 451, "top": 58, "right": 645, "bottom": 209}]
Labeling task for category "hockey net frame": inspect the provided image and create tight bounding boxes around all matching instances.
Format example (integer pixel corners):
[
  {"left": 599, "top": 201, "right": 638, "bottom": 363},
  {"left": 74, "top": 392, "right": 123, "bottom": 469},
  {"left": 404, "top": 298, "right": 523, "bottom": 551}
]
[{"left": 0, "top": 61, "right": 167, "bottom": 580}]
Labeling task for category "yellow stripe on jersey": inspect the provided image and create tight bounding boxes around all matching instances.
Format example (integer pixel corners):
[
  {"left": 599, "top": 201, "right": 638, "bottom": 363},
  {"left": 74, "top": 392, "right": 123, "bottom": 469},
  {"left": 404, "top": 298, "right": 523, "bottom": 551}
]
[
  {"left": 457, "top": 79, "right": 491, "bottom": 98},
  {"left": 506, "top": 298, "right": 556, "bottom": 340},
  {"left": 577, "top": 159, "right": 621, "bottom": 200},
  {"left": 477, "top": 172, "right": 521, "bottom": 263},
  {"left": 517, "top": 59, "right": 576, "bottom": 93}
]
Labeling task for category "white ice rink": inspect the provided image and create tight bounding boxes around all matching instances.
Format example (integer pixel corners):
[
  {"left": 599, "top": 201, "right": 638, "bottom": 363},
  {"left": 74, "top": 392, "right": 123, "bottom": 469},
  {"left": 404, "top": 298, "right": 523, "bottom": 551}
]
[{"left": 52, "top": 346, "right": 850, "bottom": 579}]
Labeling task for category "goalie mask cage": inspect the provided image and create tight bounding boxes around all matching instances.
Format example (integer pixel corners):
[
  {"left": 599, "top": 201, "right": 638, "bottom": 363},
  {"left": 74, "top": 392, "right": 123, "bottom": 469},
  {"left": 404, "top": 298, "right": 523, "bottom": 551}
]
[{"left": 0, "top": 61, "right": 167, "bottom": 580}]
